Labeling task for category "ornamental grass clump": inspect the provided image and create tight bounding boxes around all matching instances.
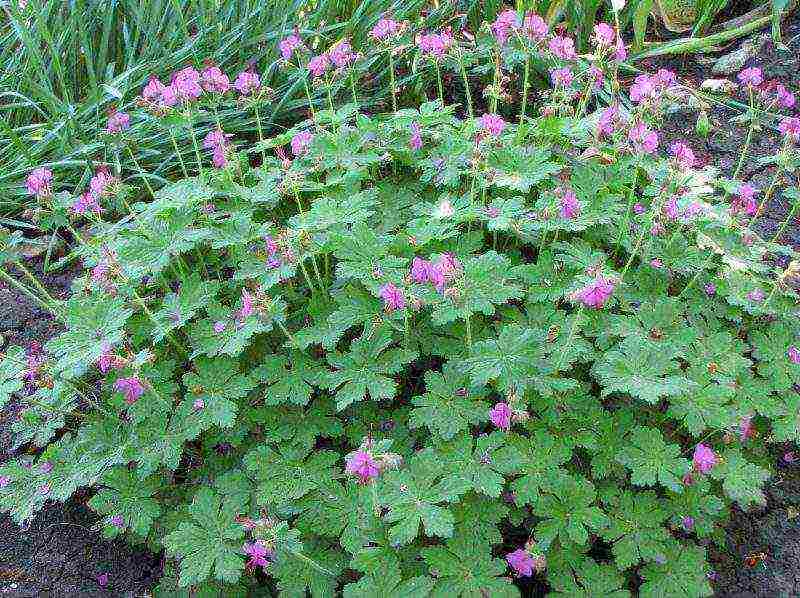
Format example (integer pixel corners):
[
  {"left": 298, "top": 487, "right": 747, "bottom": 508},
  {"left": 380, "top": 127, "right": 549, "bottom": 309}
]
[{"left": 1, "top": 9, "right": 800, "bottom": 597}]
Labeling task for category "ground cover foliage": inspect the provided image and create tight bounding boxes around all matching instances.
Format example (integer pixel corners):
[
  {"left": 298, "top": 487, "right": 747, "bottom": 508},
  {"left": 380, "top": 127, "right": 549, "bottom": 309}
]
[{"left": 2, "top": 8, "right": 800, "bottom": 597}]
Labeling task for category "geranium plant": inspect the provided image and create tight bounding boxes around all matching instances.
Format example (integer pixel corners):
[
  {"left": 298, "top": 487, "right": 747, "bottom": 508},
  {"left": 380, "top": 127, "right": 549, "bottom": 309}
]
[{"left": 2, "top": 9, "right": 800, "bottom": 597}]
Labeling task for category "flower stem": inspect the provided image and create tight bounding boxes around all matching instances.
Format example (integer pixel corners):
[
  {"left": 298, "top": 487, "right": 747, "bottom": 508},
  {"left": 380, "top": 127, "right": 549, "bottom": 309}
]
[
  {"left": 388, "top": 50, "right": 398, "bottom": 113},
  {"left": 435, "top": 62, "right": 444, "bottom": 104},
  {"left": 126, "top": 145, "right": 156, "bottom": 199},
  {"left": 458, "top": 53, "right": 473, "bottom": 119},
  {"left": 253, "top": 102, "right": 268, "bottom": 167},
  {"left": 169, "top": 129, "right": 189, "bottom": 178}
]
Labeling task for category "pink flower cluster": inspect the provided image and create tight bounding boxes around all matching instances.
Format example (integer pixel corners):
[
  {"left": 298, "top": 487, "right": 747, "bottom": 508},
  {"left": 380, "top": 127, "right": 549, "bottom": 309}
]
[
  {"left": 279, "top": 34, "right": 304, "bottom": 61},
  {"left": 630, "top": 69, "right": 676, "bottom": 104},
  {"left": 243, "top": 540, "right": 272, "bottom": 571},
  {"left": 113, "top": 376, "right": 145, "bottom": 405},
  {"left": 737, "top": 67, "right": 763, "bottom": 88},
  {"left": 106, "top": 109, "right": 130, "bottom": 134},
  {"left": 506, "top": 547, "right": 546, "bottom": 577},
  {"left": 345, "top": 449, "right": 381, "bottom": 484},
  {"left": 409, "top": 122, "right": 423, "bottom": 150},
  {"left": 732, "top": 183, "right": 759, "bottom": 217},
  {"left": 669, "top": 141, "right": 696, "bottom": 169},
  {"left": 780, "top": 117, "right": 800, "bottom": 142},
  {"left": 574, "top": 275, "right": 616, "bottom": 309},
  {"left": 410, "top": 253, "right": 462, "bottom": 293},
  {"left": 140, "top": 64, "right": 255, "bottom": 109},
  {"left": 290, "top": 130, "right": 313, "bottom": 156},
  {"left": 478, "top": 113, "right": 506, "bottom": 137},
  {"left": 489, "top": 402, "right": 512, "bottom": 430},
  {"left": 25, "top": 167, "right": 53, "bottom": 198},
  {"left": 201, "top": 65, "right": 230, "bottom": 94},
  {"left": 370, "top": 17, "right": 402, "bottom": 42},
  {"left": 628, "top": 121, "right": 659, "bottom": 154},
  {"left": 692, "top": 443, "right": 718, "bottom": 474},
  {"left": 491, "top": 10, "right": 521, "bottom": 46},
  {"left": 417, "top": 29, "right": 454, "bottom": 59},
  {"left": 548, "top": 35, "right": 576, "bottom": 60},
  {"left": 73, "top": 168, "right": 118, "bottom": 216},
  {"left": 203, "top": 128, "right": 232, "bottom": 168},
  {"left": 307, "top": 38, "right": 357, "bottom": 78},
  {"left": 559, "top": 189, "right": 581, "bottom": 219},
  {"left": 379, "top": 283, "right": 405, "bottom": 312},
  {"left": 234, "top": 71, "right": 261, "bottom": 96},
  {"left": 550, "top": 66, "right": 573, "bottom": 88}
]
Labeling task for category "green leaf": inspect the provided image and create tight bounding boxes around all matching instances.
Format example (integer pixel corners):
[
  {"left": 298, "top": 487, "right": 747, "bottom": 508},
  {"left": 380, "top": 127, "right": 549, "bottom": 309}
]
[
  {"left": 88, "top": 466, "right": 162, "bottom": 538},
  {"left": 535, "top": 476, "right": 609, "bottom": 548},
  {"left": 437, "top": 431, "right": 507, "bottom": 498},
  {"left": 254, "top": 351, "right": 327, "bottom": 406},
  {"left": 495, "top": 430, "right": 572, "bottom": 506},
  {"left": 182, "top": 357, "right": 255, "bottom": 429},
  {"left": 599, "top": 491, "right": 674, "bottom": 569},
  {"left": 270, "top": 539, "right": 346, "bottom": 598},
  {"left": 164, "top": 487, "right": 245, "bottom": 587},
  {"left": 343, "top": 558, "right": 434, "bottom": 598},
  {"left": 422, "top": 533, "right": 519, "bottom": 597},
  {"left": 430, "top": 252, "right": 523, "bottom": 325},
  {"left": 244, "top": 444, "right": 339, "bottom": 506},
  {"left": 484, "top": 146, "right": 560, "bottom": 193},
  {"left": 0, "top": 346, "right": 24, "bottom": 410},
  {"left": 710, "top": 448, "right": 770, "bottom": 507},
  {"left": 639, "top": 545, "right": 713, "bottom": 598},
  {"left": 548, "top": 555, "right": 631, "bottom": 597},
  {"left": 379, "top": 449, "right": 456, "bottom": 546},
  {"left": 152, "top": 274, "right": 219, "bottom": 343},
  {"left": 409, "top": 362, "right": 489, "bottom": 440},
  {"left": 593, "top": 336, "right": 696, "bottom": 404},
  {"left": 616, "top": 427, "right": 690, "bottom": 493},
  {"left": 324, "top": 326, "right": 417, "bottom": 411}
]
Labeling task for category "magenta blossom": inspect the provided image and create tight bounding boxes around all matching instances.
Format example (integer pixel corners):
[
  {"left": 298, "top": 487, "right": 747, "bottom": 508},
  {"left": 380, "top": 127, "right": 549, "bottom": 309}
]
[
  {"left": 669, "top": 141, "right": 696, "bottom": 169},
  {"left": 417, "top": 30, "right": 453, "bottom": 59},
  {"left": 243, "top": 540, "right": 272, "bottom": 571},
  {"left": 345, "top": 450, "right": 380, "bottom": 484},
  {"left": 523, "top": 12, "right": 548, "bottom": 40},
  {"left": 737, "top": 67, "right": 763, "bottom": 87},
  {"left": 411, "top": 256, "right": 433, "bottom": 284},
  {"left": 479, "top": 113, "right": 506, "bottom": 137},
  {"left": 113, "top": 376, "right": 145, "bottom": 405},
  {"left": 630, "top": 74, "right": 657, "bottom": 103},
  {"left": 506, "top": 549, "right": 536, "bottom": 577},
  {"left": 747, "top": 288, "right": 765, "bottom": 302},
  {"left": 97, "top": 342, "right": 123, "bottom": 374},
  {"left": 598, "top": 104, "right": 621, "bottom": 137},
  {"left": 682, "top": 516, "right": 695, "bottom": 532},
  {"left": 26, "top": 167, "right": 53, "bottom": 198},
  {"left": 491, "top": 9, "right": 520, "bottom": 46},
  {"left": 234, "top": 71, "right": 260, "bottom": 96},
  {"left": 142, "top": 76, "right": 165, "bottom": 103},
  {"left": 109, "top": 514, "right": 125, "bottom": 528},
  {"left": 201, "top": 66, "right": 230, "bottom": 94},
  {"left": 593, "top": 23, "right": 615, "bottom": 47},
  {"left": 654, "top": 69, "right": 677, "bottom": 86},
  {"left": 779, "top": 117, "right": 800, "bottom": 141},
  {"left": 409, "top": 122, "right": 423, "bottom": 151},
  {"left": 550, "top": 67, "right": 573, "bottom": 88},
  {"left": 628, "top": 121, "right": 658, "bottom": 154},
  {"left": 379, "top": 283, "right": 405, "bottom": 312},
  {"left": 633, "top": 202, "right": 645, "bottom": 215},
  {"left": 789, "top": 346, "right": 800, "bottom": 365},
  {"left": 559, "top": 190, "right": 581, "bottom": 219},
  {"left": 548, "top": 35, "right": 576, "bottom": 60},
  {"left": 72, "top": 191, "right": 102, "bottom": 216},
  {"left": 213, "top": 321, "right": 227, "bottom": 334},
  {"left": 238, "top": 290, "right": 255, "bottom": 320},
  {"left": 704, "top": 282, "right": 716, "bottom": 296},
  {"left": 279, "top": 34, "right": 303, "bottom": 60},
  {"left": 371, "top": 17, "right": 401, "bottom": 41},
  {"left": 307, "top": 54, "right": 330, "bottom": 78},
  {"left": 693, "top": 444, "right": 718, "bottom": 474},
  {"left": 89, "top": 169, "right": 115, "bottom": 199},
  {"left": 171, "top": 66, "right": 203, "bottom": 102},
  {"left": 97, "top": 573, "right": 109, "bottom": 588},
  {"left": 614, "top": 36, "right": 627, "bottom": 61},
  {"left": 106, "top": 110, "right": 130, "bottom": 135},
  {"left": 734, "top": 183, "right": 759, "bottom": 216},
  {"left": 489, "top": 402, "right": 512, "bottom": 431},
  {"left": 0, "top": 475, "right": 11, "bottom": 488},
  {"left": 329, "top": 39, "right": 355, "bottom": 68},
  {"left": 575, "top": 275, "right": 616, "bottom": 309},
  {"left": 775, "top": 84, "right": 796, "bottom": 109},
  {"left": 290, "top": 130, "right": 314, "bottom": 156}
]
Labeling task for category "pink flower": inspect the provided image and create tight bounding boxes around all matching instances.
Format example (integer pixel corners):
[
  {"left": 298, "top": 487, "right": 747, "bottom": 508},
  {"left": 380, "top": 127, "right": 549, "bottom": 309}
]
[
  {"left": 0, "top": 475, "right": 11, "bottom": 488},
  {"left": 575, "top": 275, "right": 616, "bottom": 309},
  {"left": 418, "top": 30, "right": 453, "bottom": 59},
  {"left": 39, "top": 461, "right": 53, "bottom": 473},
  {"left": 113, "top": 376, "right": 145, "bottom": 405},
  {"left": 243, "top": 540, "right": 272, "bottom": 571},
  {"left": 598, "top": 104, "right": 620, "bottom": 137},
  {"left": 307, "top": 54, "right": 330, "bottom": 77},
  {"left": 72, "top": 191, "right": 102, "bottom": 216},
  {"left": 234, "top": 71, "right": 260, "bottom": 96},
  {"left": 379, "top": 283, "right": 405, "bottom": 312},
  {"left": 89, "top": 169, "right": 116, "bottom": 198},
  {"left": 633, "top": 202, "right": 645, "bottom": 215},
  {"left": 201, "top": 66, "right": 230, "bottom": 94},
  {"left": 682, "top": 516, "right": 695, "bottom": 532},
  {"left": 290, "top": 130, "right": 313, "bottom": 156},
  {"left": 489, "top": 402, "right": 512, "bottom": 430},
  {"left": 411, "top": 257, "right": 433, "bottom": 283},
  {"left": 779, "top": 117, "right": 800, "bottom": 141},
  {"left": 203, "top": 129, "right": 228, "bottom": 150},
  {"left": 238, "top": 290, "right": 255, "bottom": 320},
  {"left": 106, "top": 110, "right": 130, "bottom": 134},
  {"left": 663, "top": 197, "right": 679, "bottom": 221},
  {"left": 775, "top": 84, "right": 796, "bottom": 108},
  {"left": 97, "top": 342, "right": 123, "bottom": 374},
  {"left": 345, "top": 449, "right": 380, "bottom": 484},
  {"left": 506, "top": 548, "right": 535, "bottom": 577},
  {"left": 213, "top": 321, "right": 227, "bottom": 334},
  {"left": 171, "top": 66, "right": 203, "bottom": 102},
  {"left": 160, "top": 85, "right": 178, "bottom": 107},
  {"left": 193, "top": 398, "right": 205, "bottom": 410},
  {"left": 211, "top": 147, "right": 227, "bottom": 169},
  {"left": 523, "top": 13, "right": 548, "bottom": 40},
  {"left": 630, "top": 74, "right": 657, "bottom": 103},
  {"left": 550, "top": 67, "right": 573, "bottom": 88},
  {"left": 371, "top": 17, "right": 401, "bottom": 41},
  {"left": 654, "top": 69, "right": 677, "bottom": 86},
  {"left": 97, "top": 573, "right": 109, "bottom": 588},
  {"left": 589, "top": 65, "right": 604, "bottom": 89},
  {"left": 479, "top": 113, "right": 506, "bottom": 137},
  {"left": 409, "top": 122, "right": 423, "bottom": 150},
  {"left": 593, "top": 23, "right": 615, "bottom": 47},
  {"left": 747, "top": 288, "right": 765, "bottom": 302},
  {"left": 329, "top": 39, "right": 355, "bottom": 68},
  {"left": 559, "top": 190, "right": 580, "bottom": 219},
  {"left": 692, "top": 443, "right": 718, "bottom": 474},
  {"left": 491, "top": 9, "right": 520, "bottom": 46},
  {"left": 109, "top": 514, "right": 125, "bottom": 528},
  {"left": 789, "top": 346, "right": 800, "bottom": 365},
  {"left": 734, "top": 183, "right": 759, "bottom": 216},
  {"left": 704, "top": 283, "right": 716, "bottom": 296},
  {"left": 614, "top": 36, "right": 627, "bottom": 61},
  {"left": 548, "top": 36, "right": 576, "bottom": 60},
  {"left": 650, "top": 258, "right": 663, "bottom": 268},
  {"left": 434, "top": 253, "right": 461, "bottom": 278},
  {"left": 738, "top": 67, "right": 763, "bottom": 87},
  {"left": 142, "top": 76, "right": 166, "bottom": 103},
  {"left": 669, "top": 141, "right": 696, "bottom": 169},
  {"left": 738, "top": 415, "right": 755, "bottom": 441},
  {"left": 628, "top": 121, "right": 658, "bottom": 154},
  {"left": 26, "top": 167, "right": 53, "bottom": 198},
  {"left": 279, "top": 34, "right": 303, "bottom": 60}
]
